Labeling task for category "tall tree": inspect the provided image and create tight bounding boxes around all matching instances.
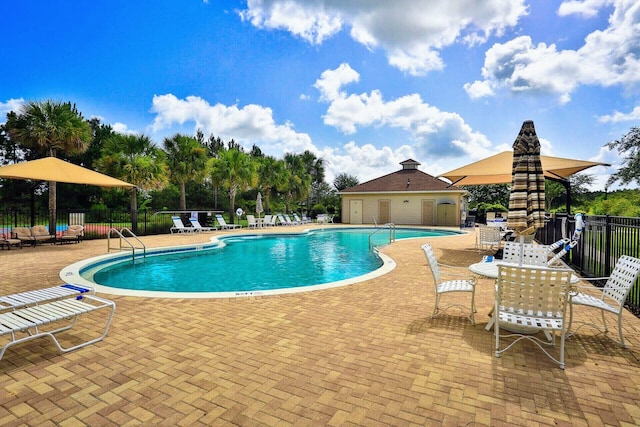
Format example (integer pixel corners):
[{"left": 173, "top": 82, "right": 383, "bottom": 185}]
[
  {"left": 163, "top": 134, "right": 208, "bottom": 210},
  {"left": 283, "top": 153, "right": 312, "bottom": 213},
  {"left": 606, "top": 127, "right": 640, "bottom": 189},
  {"left": 95, "top": 134, "right": 168, "bottom": 231},
  {"left": 209, "top": 148, "right": 257, "bottom": 223},
  {"left": 4, "top": 100, "right": 92, "bottom": 233},
  {"left": 257, "top": 155, "right": 287, "bottom": 213},
  {"left": 333, "top": 173, "right": 359, "bottom": 191},
  {"left": 300, "top": 150, "right": 325, "bottom": 212}
]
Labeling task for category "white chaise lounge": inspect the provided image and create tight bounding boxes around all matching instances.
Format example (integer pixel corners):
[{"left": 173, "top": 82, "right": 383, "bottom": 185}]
[{"left": 0, "top": 286, "right": 115, "bottom": 361}]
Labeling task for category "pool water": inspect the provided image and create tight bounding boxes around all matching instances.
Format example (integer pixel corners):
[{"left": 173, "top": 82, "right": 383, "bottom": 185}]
[{"left": 87, "top": 228, "right": 460, "bottom": 293}]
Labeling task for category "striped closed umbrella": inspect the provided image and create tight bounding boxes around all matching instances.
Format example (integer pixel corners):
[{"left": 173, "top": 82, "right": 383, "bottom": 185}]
[{"left": 506, "top": 120, "right": 546, "bottom": 234}]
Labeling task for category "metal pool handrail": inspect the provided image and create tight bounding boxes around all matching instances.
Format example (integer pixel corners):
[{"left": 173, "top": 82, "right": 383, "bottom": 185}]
[
  {"left": 369, "top": 223, "right": 396, "bottom": 249},
  {"left": 107, "top": 228, "right": 146, "bottom": 261}
]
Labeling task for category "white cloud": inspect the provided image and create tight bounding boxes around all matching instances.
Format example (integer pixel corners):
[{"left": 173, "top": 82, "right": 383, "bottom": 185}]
[
  {"left": 465, "top": 1, "right": 640, "bottom": 102},
  {"left": 149, "top": 94, "right": 314, "bottom": 155},
  {"left": 112, "top": 122, "right": 139, "bottom": 135},
  {"left": 239, "top": 0, "right": 342, "bottom": 45},
  {"left": 239, "top": 0, "right": 528, "bottom": 75},
  {"left": 315, "top": 64, "right": 493, "bottom": 159},
  {"left": 0, "top": 98, "right": 25, "bottom": 119},
  {"left": 558, "top": 0, "right": 615, "bottom": 18},
  {"left": 598, "top": 105, "right": 640, "bottom": 122}
]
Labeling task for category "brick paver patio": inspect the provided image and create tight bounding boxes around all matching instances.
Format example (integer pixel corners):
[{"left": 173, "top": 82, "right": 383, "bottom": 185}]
[{"left": 1, "top": 226, "right": 640, "bottom": 426}]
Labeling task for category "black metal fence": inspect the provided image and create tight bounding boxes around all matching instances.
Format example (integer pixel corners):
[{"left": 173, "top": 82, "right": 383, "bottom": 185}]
[
  {"left": 538, "top": 214, "right": 640, "bottom": 315},
  {"left": 0, "top": 208, "right": 206, "bottom": 239},
  {"left": 4, "top": 208, "right": 640, "bottom": 314}
]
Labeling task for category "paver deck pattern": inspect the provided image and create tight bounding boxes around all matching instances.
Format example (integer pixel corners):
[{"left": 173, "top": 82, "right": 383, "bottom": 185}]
[{"left": 1, "top": 225, "right": 640, "bottom": 426}]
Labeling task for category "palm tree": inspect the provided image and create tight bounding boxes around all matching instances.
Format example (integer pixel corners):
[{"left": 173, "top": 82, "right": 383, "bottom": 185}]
[
  {"left": 257, "top": 156, "right": 287, "bottom": 213},
  {"left": 283, "top": 153, "right": 312, "bottom": 213},
  {"left": 95, "top": 134, "right": 168, "bottom": 232},
  {"left": 4, "top": 100, "right": 92, "bottom": 234},
  {"left": 209, "top": 148, "right": 257, "bottom": 223},
  {"left": 300, "top": 150, "right": 325, "bottom": 212},
  {"left": 163, "top": 134, "right": 209, "bottom": 210}
]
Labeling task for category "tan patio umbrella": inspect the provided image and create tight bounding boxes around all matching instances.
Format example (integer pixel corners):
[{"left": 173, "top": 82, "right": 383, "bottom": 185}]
[
  {"left": 506, "top": 120, "right": 546, "bottom": 235},
  {"left": 439, "top": 151, "right": 608, "bottom": 186},
  {"left": 438, "top": 144, "right": 609, "bottom": 214},
  {"left": 0, "top": 157, "right": 135, "bottom": 188},
  {"left": 0, "top": 157, "right": 135, "bottom": 234}
]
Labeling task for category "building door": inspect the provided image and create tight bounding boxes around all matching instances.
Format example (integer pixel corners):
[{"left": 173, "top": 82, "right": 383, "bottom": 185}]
[
  {"left": 437, "top": 203, "right": 457, "bottom": 226},
  {"left": 422, "top": 200, "right": 435, "bottom": 225},
  {"left": 379, "top": 200, "right": 390, "bottom": 224},
  {"left": 350, "top": 199, "right": 363, "bottom": 224}
]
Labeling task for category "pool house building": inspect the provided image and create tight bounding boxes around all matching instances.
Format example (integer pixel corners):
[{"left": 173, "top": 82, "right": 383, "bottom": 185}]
[{"left": 339, "top": 159, "right": 467, "bottom": 226}]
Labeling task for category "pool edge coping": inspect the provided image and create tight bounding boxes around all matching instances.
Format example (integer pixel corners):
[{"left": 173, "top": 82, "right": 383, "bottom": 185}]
[{"left": 60, "top": 227, "right": 467, "bottom": 298}]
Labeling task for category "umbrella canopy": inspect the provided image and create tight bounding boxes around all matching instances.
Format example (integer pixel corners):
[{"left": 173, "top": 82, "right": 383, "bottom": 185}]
[
  {"left": 438, "top": 151, "right": 608, "bottom": 186},
  {"left": 506, "top": 120, "right": 546, "bottom": 234},
  {"left": 0, "top": 157, "right": 135, "bottom": 188},
  {"left": 256, "top": 192, "right": 263, "bottom": 217}
]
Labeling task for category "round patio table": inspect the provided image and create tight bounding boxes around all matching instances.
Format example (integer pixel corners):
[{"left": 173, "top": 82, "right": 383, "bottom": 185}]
[{"left": 469, "top": 260, "right": 579, "bottom": 336}]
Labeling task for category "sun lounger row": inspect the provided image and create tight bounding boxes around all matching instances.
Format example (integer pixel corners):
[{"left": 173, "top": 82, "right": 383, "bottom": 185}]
[{"left": 0, "top": 284, "right": 115, "bottom": 362}]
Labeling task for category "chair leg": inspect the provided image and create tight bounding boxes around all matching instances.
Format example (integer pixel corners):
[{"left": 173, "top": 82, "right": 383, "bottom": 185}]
[
  {"left": 431, "top": 295, "right": 440, "bottom": 319},
  {"left": 618, "top": 313, "right": 627, "bottom": 349}
]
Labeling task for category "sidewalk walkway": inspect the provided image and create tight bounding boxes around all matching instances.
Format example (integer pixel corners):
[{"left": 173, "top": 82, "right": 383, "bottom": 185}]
[{"left": 1, "top": 227, "right": 640, "bottom": 426}]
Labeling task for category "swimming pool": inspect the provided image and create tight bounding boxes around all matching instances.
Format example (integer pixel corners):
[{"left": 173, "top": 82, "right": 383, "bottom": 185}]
[{"left": 62, "top": 227, "right": 462, "bottom": 298}]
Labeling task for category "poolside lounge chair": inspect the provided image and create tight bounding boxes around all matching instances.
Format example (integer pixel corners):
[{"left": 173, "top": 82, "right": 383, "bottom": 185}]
[
  {"left": 422, "top": 243, "right": 477, "bottom": 324},
  {"left": 170, "top": 216, "right": 195, "bottom": 234},
  {"left": 189, "top": 218, "right": 216, "bottom": 232},
  {"left": 0, "top": 291, "right": 115, "bottom": 361},
  {"left": 567, "top": 255, "right": 640, "bottom": 348},
  {"left": 277, "top": 214, "right": 292, "bottom": 226},
  {"left": 293, "top": 213, "right": 310, "bottom": 224},
  {"left": 57, "top": 225, "right": 84, "bottom": 244},
  {"left": 215, "top": 214, "right": 242, "bottom": 230},
  {"left": 284, "top": 214, "right": 299, "bottom": 225},
  {"left": 0, "top": 284, "right": 95, "bottom": 312},
  {"left": 0, "top": 233, "right": 22, "bottom": 250},
  {"left": 247, "top": 215, "right": 258, "bottom": 228},
  {"left": 494, "top": 264, "right": 573, "bottom": 369},
  {"left": 262, "top": 214, "right": 274, "bottom": 227}
]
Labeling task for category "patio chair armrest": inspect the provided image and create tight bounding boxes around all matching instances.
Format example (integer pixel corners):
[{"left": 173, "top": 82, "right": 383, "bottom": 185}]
[{"left": 437, "top": 263, "right": 478, "bottom": 284}]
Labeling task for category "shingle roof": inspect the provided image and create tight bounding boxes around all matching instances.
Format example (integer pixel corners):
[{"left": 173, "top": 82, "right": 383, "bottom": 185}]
[{"left": 340, "top": 167, "right": 460, "bottom": 193}]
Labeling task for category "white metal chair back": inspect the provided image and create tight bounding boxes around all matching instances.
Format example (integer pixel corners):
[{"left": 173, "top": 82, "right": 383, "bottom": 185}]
[
  {"left": 495, "top": 264, "right": 573, "bottom": 369},
  {"left": 568, "top": 255, "right": 640, "bottom": 348},
  {"left": 601, "top": 255, "right": 640, "bottom": 307},
  {"left": 502, "top": 242, "right": 549, "bottom": 266},
  {"left": 477, "top": 225, "right": 502, "bottom": 251},
  {"left": 422, "top": 243, "right": 476, "bottom": 324}
]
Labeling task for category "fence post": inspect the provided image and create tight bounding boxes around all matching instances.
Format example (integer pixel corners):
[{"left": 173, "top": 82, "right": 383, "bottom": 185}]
[{"left": 605, "top": 214, "right": 612, "bottom": 275}]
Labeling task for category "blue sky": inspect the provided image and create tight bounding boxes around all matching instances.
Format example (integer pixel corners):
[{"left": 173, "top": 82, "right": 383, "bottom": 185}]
[{"left": 2, "top": 0, "right": 640, "bottom": 190}]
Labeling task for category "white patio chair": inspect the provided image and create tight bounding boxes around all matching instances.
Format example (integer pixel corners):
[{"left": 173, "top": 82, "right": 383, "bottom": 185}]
[
  {"left": 568, "top": 255, "right": 640, "bottom": 348},
  {"left": 476, "top": 225, "right": 502, "bottom": 251},
  {"left": 246, "top": 215, "right": 258, "bottom": 228},
  {"left": 502, "top": 241, "right": 549, "bottom": 266},
  {"left": 494, "top": 264, "right": 573, "bottom": 369},
  {"left": 422, "top": 243, "right": 477, "bottom": 324}
]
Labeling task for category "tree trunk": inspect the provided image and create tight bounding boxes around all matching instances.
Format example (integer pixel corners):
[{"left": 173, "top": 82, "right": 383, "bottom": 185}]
[
  {"left": 180, "top": 181, "right": 186, "bottom": 211},
  {"left": 48, "top": 180, "right": 56, "bottom": 236}
]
